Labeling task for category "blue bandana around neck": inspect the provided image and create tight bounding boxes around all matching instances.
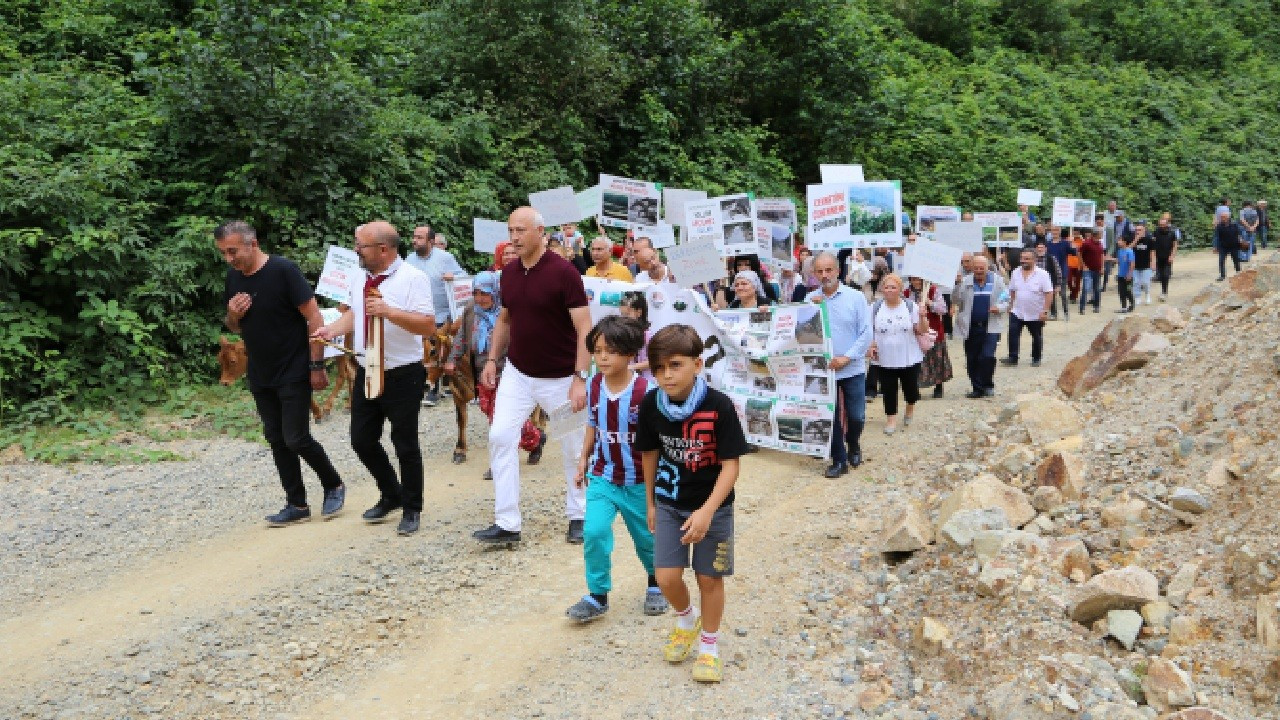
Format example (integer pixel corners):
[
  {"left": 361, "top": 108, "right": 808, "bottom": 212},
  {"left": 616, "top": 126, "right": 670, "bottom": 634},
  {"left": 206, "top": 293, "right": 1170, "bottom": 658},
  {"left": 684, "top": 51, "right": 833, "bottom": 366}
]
[{"left": 657, "top": 375, "right": 708, "bottom": 422}]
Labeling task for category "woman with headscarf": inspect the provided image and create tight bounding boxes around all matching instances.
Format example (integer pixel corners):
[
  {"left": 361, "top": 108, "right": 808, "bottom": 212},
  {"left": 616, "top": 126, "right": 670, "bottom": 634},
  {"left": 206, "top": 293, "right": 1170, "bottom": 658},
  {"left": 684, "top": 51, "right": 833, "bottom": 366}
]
[
  {"left": 446, "top": 271, "right": 545, "bottom": 477},
  {"left": 719, "top": 270, "right": 772, "bottom": 310},
  {"left": 904, "top": 275, "right": 952, "bottom": 398}
]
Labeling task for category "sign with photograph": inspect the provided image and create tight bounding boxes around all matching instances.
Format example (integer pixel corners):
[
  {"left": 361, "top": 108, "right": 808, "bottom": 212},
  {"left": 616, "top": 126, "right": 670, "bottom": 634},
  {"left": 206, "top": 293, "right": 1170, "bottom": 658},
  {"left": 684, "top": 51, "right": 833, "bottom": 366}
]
[
  {"left": 973, "top": 211, "right": 1024, "bottom": 248},
  {"left": 683, "top": 193, "right": 757, "bottom": 257},
  {"left": 806, "top": 181, "right": 903, "bottom": 250},
  {"left": 633, "top": 222, "right": 676, "bottom": 249},
  {"left": 599, "top": 174, "right": 662, "bottom": 229},
  {"left": 315, "top": 245, "right": 361, "bottom": 304},
  {"left": 755, "top": 197, "right": 798, "bottom": 231},
  {"left": 1052, "top": 197, "right": 1097, "bottom": 229},
  {"left": 473, "top": 218, "right": 507, "bottom": 253},
  {"left": 529, "top": 186, "right": 581, "bottom": 227},
  {"left": 915, "top": 205, "right": 962, "bottom": 234}
]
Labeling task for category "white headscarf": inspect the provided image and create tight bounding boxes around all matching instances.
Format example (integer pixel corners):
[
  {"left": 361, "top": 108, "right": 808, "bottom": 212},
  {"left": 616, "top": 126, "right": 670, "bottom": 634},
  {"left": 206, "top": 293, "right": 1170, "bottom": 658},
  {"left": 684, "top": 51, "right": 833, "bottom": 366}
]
[{"left": 734, "top": 270, "right": 764, "bottom": 297}]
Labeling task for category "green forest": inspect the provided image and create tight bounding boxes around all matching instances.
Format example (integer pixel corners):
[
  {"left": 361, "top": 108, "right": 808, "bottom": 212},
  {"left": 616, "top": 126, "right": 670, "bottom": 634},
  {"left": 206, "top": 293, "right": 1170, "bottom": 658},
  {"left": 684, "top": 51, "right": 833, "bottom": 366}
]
[{"left": 2, "top": 0, "right": 1278, "bottom": 426}]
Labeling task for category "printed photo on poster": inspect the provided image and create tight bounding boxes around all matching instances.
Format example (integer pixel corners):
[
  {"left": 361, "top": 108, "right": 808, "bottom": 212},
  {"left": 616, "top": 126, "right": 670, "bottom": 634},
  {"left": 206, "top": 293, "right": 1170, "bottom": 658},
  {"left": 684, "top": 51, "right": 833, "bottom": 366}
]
[
  {"left": 745, "top": 398, "right": 775, "bottom": 437},
  {"left": 599, "top": 174, "right": 662, "bottom": 229},
  {"left": 755, "top": 198, "right": 798, "bottom": 231},
  {"left": 768, "top": 223, "right": 794, "bottom": 270},
  {"left": 793, "top": 305, "right": 826, "bottom": 348},
  {"left": 915, "top": 205, "right": 961, "bottom": 234}
]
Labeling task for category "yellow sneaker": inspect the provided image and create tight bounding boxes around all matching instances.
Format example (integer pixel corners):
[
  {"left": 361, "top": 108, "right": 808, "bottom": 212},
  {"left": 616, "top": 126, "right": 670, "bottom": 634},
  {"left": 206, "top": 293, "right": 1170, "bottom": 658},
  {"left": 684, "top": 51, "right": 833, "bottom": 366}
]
[
  {"left": 691, "top": 653, "right": 723, "bottom": 683},
  {"left": 663, "top": 618, "right": 701, "bottom": 663}
]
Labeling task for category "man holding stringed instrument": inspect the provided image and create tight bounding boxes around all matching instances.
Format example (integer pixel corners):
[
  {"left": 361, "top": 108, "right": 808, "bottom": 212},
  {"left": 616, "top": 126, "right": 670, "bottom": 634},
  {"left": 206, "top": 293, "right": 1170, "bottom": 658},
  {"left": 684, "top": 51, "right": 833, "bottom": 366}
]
[
  {"left": 314, "top": 221, "right": 436, "bottom": 536},
  {"left": 216, "top": 221, "right": 347, "bottom": 528}
]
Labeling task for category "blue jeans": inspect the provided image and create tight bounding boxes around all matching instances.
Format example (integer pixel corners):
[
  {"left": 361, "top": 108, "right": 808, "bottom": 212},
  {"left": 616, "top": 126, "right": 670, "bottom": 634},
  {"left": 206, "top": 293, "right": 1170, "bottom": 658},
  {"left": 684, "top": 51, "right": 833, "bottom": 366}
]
[
  {"left": 1078, "top": 270, "right": 1100, "bottom": 311},
  {"left": 830, "top": 373, "right": 867, "bottom": 463},
  {"left": 1244, "top": 230, "right": 1257, "bottom": 255}
]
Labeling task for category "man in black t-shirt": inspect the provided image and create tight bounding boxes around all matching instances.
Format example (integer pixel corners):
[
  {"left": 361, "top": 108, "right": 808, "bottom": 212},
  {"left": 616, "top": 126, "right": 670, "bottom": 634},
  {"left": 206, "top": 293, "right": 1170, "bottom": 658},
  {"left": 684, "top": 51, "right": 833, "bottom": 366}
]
[
  {"left": 1129, "top": 222, "right": 1154, "bottom": 305},
  {"left": 216, "top": 221, "right": 345, "bottom": 527}
]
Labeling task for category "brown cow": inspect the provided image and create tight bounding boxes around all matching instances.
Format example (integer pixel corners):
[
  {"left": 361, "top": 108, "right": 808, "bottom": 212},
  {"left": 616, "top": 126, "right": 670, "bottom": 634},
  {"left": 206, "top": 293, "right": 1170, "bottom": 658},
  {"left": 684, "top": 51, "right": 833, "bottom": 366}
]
[{"left": 217, "top": 337, "right": 356, "bottom": 421}]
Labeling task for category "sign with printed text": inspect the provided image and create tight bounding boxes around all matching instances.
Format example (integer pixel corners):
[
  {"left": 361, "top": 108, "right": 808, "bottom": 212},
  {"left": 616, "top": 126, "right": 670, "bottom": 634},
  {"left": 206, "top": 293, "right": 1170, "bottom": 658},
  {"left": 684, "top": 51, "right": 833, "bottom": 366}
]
[
  {"left": 683, "top": 193, "right": 756, "bottom": 257},
  {"left": 915, "top": 205, "right": 961, "bottom": 235},
  {"left": 665, "top": 240, "right": 725, "bottom": 289},
  {"left": 633, "top": 222, "right": 676, "bottom": 249},
  {"left": 755, "top": 197, "right": 798, "bottom": 231},
  {"left": 473, "top": 218, "right": 507, "bottom": 253},
  {"left": 315, "top": 245, "right": 360, "bottom": 304},
  {"left": 445, "top": 277, "right": 474, "bottom": 320},
  {"left": 599, "top": 174, "right": 662, "bottom": 229},
  {"left": 662, "top": 188, "right": 709, "bottom": 226},
  {"left": 806, "top": 181, "right": 902, "bottom": 250},
  {"left": 1017, "top": 188, "right": 1043, "bottom": 206},
  {"left": 529, "top": 186, "right": 581, "bottom": 227},
  {"left": 973, "top": 211, "right": 1024, "bottom": 248},
  {"left": 902, "top": 238, "right": 964, "bottom": 287},
  {"left": 545, "top": 401, "right": 587, "bottom": 440},
  {"left": 1052, "top": 197, "right": 1096, "bottom": 229}
]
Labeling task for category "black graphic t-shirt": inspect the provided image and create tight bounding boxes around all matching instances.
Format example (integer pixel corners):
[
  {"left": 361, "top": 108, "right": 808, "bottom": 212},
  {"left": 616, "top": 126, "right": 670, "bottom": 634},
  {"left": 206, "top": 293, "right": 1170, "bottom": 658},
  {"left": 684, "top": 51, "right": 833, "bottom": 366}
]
[
  {"left": 223, "top": 256, "right": 315, "bottom": 390},
  {"left": 635, "top": 388, "right": 749, "bottom": 511}
]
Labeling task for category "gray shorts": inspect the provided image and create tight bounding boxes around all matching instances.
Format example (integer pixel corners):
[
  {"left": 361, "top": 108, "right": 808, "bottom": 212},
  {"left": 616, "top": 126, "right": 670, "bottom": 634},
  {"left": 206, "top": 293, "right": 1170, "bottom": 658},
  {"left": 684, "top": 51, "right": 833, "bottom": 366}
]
[{"left": 654, "top": 503, "right": 734, "bottom": 577}]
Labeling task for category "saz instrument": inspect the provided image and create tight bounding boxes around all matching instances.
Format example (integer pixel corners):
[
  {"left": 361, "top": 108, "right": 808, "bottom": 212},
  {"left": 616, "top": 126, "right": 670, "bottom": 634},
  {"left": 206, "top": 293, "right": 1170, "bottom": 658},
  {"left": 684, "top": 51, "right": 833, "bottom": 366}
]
[{"left": 364, "top": 287, "right": 385, "bottom": 399}]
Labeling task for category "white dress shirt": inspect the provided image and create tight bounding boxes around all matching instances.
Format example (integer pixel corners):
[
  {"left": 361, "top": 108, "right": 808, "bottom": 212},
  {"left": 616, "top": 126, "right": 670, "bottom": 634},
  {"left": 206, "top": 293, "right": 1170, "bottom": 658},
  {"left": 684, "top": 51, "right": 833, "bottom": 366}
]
[{"left": 349, "top": 257, "right": 435, "bottom": 370}]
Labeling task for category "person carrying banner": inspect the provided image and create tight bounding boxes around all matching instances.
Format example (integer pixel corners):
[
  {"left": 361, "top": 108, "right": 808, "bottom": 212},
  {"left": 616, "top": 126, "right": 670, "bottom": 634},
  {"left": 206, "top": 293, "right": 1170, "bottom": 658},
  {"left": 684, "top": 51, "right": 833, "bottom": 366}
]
[
  {"left": 808, "top": 252, "right": 872, "bottom": 476},
  {"left": 313, "top": 221, "right": 436, "bottom": 536},
  {"left": 953, "top": 255, "right": 1008, "bottom": 399},
  {"left": 216, "top": 221, "right": 346, "bottom": 527},
  {"left": 474, "top": 207, "right": 593, "bottom": 546}
]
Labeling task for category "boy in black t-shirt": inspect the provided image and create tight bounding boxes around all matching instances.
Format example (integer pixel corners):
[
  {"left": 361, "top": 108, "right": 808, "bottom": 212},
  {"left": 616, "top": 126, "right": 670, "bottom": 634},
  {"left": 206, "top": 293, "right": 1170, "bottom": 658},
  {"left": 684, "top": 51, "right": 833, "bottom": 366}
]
[{"left": 636, "top": 325, "right": 748, "bottom": 684}]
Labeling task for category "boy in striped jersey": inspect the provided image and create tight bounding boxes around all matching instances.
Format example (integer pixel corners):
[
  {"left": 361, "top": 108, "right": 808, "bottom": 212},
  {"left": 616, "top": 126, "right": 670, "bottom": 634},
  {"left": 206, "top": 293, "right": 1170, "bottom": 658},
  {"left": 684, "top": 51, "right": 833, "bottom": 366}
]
[{"left": 565, "top": 316, "right": 669, "bottom": 623}]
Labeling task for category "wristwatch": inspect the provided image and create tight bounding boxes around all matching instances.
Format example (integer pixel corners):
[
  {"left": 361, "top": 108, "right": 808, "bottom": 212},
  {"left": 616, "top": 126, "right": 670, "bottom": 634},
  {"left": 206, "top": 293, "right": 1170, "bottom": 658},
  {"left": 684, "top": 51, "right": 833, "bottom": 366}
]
[{"left": 575, "top": 369, "right": 589, "bottom": 381}]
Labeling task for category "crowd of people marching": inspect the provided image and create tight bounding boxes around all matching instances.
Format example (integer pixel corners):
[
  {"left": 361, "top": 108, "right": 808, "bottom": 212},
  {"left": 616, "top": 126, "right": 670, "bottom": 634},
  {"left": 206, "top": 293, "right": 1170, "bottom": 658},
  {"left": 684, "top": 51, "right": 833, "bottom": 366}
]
[{"left": 214, "top": 195, "right": 1259, "bottom": 684}]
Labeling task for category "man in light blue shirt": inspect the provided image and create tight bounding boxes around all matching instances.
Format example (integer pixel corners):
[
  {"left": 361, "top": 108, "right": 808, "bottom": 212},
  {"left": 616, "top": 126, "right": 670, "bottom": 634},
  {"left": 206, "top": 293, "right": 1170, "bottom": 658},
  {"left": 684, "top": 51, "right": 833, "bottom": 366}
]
[
  {"left": 405, "top": 225, "right": 467, "bottom": 405},
  {"left": 808, "top": 252, "right": 872, "bottom": 476}
]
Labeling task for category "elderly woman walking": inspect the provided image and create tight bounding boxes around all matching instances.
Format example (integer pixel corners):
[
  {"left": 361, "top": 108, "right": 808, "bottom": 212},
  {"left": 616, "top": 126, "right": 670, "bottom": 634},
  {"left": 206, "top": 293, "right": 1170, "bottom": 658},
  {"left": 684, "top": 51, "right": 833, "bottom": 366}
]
[
  {"left": 716, "top": 270, "right": 773, "bottom": 310},
  {"left": 904, "top": 275, "right": 952, "bottom": 398},
  {"left": 867, "top": 273, "right": 930, "bottom": 434}
]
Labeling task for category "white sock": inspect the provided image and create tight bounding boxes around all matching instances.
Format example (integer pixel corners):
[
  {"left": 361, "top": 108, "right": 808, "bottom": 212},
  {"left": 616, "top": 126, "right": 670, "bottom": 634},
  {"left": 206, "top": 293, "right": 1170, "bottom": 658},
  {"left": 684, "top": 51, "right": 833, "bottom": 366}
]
[
  {"left": 675, "top": 605, "right": 700, "bottom": 631},
  {"left": 699, "top": 630, "right": 720, "bottom": 657}
]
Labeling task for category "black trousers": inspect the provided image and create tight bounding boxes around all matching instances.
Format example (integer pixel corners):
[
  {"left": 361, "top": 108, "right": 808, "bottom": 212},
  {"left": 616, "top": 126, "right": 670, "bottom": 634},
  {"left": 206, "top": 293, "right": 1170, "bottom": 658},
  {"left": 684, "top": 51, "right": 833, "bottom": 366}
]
[
  {"left": 1007, "top": 316, "right": 1044, "bottom": 362},
  {"left": 879, "top": 364, "right": 920, "bottom": 417},
  {"left": 252, "top": 381, "right": 343, "bottom": 508},
  {"left": 352, "top": 364, "right": 426, "bottom": 512},
  {"left": 964, "top": 331, "right": 998, "bottom": 391},
  {"left": 1218, "top": 248, "right": 1240, "bottom": 278},
  {"left": 1156, "top": 262, "right": 1172, "bottom": 293},
  {"left": 1117, "top": 277, "right": 1134, "bottom": 309}
]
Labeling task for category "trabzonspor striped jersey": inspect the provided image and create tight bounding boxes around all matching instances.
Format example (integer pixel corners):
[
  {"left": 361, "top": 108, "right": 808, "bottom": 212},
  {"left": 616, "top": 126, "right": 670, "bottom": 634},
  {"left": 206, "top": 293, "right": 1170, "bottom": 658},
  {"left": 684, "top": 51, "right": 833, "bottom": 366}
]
[{"left": 586, "top": 373, "right": 650, "bottom": 486}]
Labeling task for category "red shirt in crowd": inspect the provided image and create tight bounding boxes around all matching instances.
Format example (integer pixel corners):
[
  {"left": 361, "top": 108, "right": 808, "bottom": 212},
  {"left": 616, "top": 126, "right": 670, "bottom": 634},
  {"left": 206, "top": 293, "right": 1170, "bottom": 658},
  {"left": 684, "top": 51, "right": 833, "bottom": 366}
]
[
  {"left": 1078, "top": 237, "right": 1105, "bottom": 272},
  {"left": 500, "top": 250, "right": 589, "bottom": 378}
]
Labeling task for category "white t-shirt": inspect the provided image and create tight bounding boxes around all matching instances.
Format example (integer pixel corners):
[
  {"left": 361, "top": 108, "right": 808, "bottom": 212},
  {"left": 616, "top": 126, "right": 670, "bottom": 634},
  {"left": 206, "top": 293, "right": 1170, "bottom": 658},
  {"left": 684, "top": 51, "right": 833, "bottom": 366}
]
[
  {"left": 349, "top": 258, "right": 435, "bottom": 371},
  {"left": 873, "top": 300, "right": 924, "bottom": 369}
]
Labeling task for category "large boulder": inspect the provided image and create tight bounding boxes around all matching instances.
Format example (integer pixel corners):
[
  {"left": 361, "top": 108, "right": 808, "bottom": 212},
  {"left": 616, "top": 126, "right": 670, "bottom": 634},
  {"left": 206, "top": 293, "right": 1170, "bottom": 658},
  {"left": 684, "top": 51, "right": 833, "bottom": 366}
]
[
  {"left": 1016, "top": 393, "right": 1083, "bottom": 445},
  {"left": 1057, "top": 315, "right": 1169, "bottom": 397},
  {"left": 1141, "top": 658, "right": 1196, "bottom": 713},
  {"left": 936, "top": 473, "right": 1036, "bottom": 531},
  {"left": 1069, "top": 566, "right": 1160, "bottom": 623}
]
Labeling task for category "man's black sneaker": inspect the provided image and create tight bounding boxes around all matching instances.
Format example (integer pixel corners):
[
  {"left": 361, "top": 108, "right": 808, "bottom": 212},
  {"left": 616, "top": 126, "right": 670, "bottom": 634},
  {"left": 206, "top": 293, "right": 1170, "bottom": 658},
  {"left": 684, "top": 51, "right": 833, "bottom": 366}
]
[
  {"left": 321, "top": 485, "right": 346, "bottom": 519},
  {"left": 1030, "top": 359, "right": 1042, "bottom": 367},
  {"left": 362, "top": 501, "right": 400, "bottom": 524},
  {"left": 965, "top": 389, "right": 985, "bottom": 399},
  {"left": 528, "top": 429, "right": 547, "bottom": 465},
  {"left": 982, "top": 388, "right": 996, "bottom": 397},
  {"left": 823, "top": 461, "right": 849, "bottom": 478},
  {"left": 473, "top": 524, "right": 521, "bottom": 544},
  {"left": 566, "top": 519, "right": 585, "bottom": 544},
  {"left": 422, "top": 389, "right": 439, "bottom": 407},
  {"left": 850, "top": 451, "right": 864, "bottom": 468},
  {"left": 1000, "top": 357, "right": 1017, "bottom": 366},
  {"left": 397, "top": 512, "right": 421, "bottom": 536},
  {"left": 266, "top": 505, "right": 311, "bottom": 527},
  {"left": 932, "top": 385, "right": 944, "bottom": 399}
]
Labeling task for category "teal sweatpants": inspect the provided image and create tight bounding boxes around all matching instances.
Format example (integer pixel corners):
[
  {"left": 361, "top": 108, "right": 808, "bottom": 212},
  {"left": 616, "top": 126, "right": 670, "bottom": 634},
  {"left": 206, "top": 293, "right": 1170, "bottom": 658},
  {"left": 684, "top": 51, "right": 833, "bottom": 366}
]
[{"left": 583, "top": 478, "right": 655, "bottom": 595}]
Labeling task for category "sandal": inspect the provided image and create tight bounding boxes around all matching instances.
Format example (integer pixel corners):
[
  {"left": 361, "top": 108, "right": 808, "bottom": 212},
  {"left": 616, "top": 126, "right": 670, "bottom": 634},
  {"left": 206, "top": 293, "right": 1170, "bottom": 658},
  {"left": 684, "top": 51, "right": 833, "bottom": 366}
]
[
  {"left": 663, "top": 618, "right": 701, "bottom": 663},
  {"left": 643, "top": 588, "right": 669, "bottom": 616},
  {"left": 565, "top": 595, "right": 608, "bottom": 623},
  {"left": 692, "top": 653, "right": 723, "bottom": 683}
]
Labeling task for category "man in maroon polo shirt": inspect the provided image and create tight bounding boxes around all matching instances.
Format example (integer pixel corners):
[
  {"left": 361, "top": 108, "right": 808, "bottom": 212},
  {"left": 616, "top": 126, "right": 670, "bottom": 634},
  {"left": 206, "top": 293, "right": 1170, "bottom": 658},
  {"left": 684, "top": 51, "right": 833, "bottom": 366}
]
[
  {"left": 473, "top": 206, "right": 594, "bottom": 545},
  {"left": 1077, "top": 229, "right": 1105, "bottom": 313}
]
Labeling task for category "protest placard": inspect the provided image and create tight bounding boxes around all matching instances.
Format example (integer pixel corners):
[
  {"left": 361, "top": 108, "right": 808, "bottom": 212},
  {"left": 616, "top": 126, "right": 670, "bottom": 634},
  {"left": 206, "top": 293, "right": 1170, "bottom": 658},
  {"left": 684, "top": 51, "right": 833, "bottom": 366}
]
[
  {"left": 545, "top": 401, "right": 587, "bottom": 440},
  {"left": 529, "top": 186, "right": 580, "bottom": 227},
  {"left": 662, "top": 188, "right": 708, "bottom": 225},
  {"left": 973, "top": 211, "right": 1024, "bottom": 248},
  {"left": 819, "top": 164, "right": 864, "bottom": 183},
  {"left": 665, "top": 240, "right": 724, "bottom": 289},
  {"left": 315, "top": 245, "right": 360, "bottom": 304},
  {"left": 575, "top": 185, "right": 601, "bottom": 223},
  {"left": 915, "top": 205, "right": 961, "bottom": 234},
  {"left": 445, "top": 277, "right": 474, "bottom": 320},
  {"left": 1017, "top": 188, "right": 1043, "bottom": 206},
  {"left": 318, "top": 307, "right": 347, "bottom": 359},
  {"left": 683, "top": 194, "right": 756, "bottom": 256},
  {"left": 633, "top": 222, "right": 676, "bottom": 249},
  {"left": 807, "top": 181, "right": 902, "bottom": 250},
  {"left": 755, "top": 197, "right": 798, "bottom": 231},
  {"left": 599, "top": 174, "right": 662, "bottom": 229},
  {"left": 473, "top": 218, "right": 507, "bottom": 253},
  {"left": 757, "top": 221, "right": 794, "bottom": 271},
  {"left": 931, "top": 221, "right": 985, "bottom": 252},
  {"left": 1052, "top": 197, "right": 1096, "bottom": 228},
  {"left": 902, "top": 238, "right": 964, "bottom": 287}
]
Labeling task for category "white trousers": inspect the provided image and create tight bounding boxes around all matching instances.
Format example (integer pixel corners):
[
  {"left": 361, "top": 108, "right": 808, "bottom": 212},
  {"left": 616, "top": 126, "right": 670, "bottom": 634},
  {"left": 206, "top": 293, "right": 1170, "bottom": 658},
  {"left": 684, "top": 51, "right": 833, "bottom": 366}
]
[{"left": 489, "top": 363, "right": 585, "bottom": 531}]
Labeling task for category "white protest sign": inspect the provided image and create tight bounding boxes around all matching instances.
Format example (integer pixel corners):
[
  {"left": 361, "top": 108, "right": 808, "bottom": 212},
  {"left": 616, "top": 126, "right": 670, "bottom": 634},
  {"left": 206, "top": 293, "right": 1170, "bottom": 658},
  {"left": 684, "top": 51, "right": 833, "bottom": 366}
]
[
  {"left": 1052, "top": 197, "right": 1096, "bottom": 228},
  {"left": 665, "top": 240, "right": 725, "bottom": 289},
  {"left": 973, "top": 211, "right": 1024, "bottom": 248},
  {"left": 473, "top": 218, "right": 507, "bottom": 253},
  {"left": 599, "top": 174, "right": 662, "bottom": 229},
  {"left": 1017, "top": 188, "right": 1043, "bottom": 206},
  {"left": 662, "top": 188, "right": 708, "bottom": 225},
  {"left": 315, "top": 245, "right": 360, "bottom": 304},
  {"left": 755, "top": 197, "right": 798, "bottom": 231},
  {"left": 445, "top": 277, "right": 474, "bottom": 320},
  {"left": 633, "top": 222, "right": 676, "bottom": 249},
  {"left": 902, "top": 239, "right": 964, "bottom": 287},
  {"left": 575, "top": 185, "right": 601, "bottom": 223},
  {"left": 529, "top": 186, "right": 581, "bottom": 227},
  {"left": 545, "top": 401, "right": 587, "bottom": 440},
  {"left": 684, "top": 194, "right": 755, "bottom": 256},
  {"left": 819, "top": 164, "right": 864, "bottom": 183},
  {"left": 807, "top": 182, "right": 902, "bottom": 250},
  {"left": 806, "top": 184, "right": 849, "bottom": 250},
  {"left": 319, "top": 307, "right": 347, "bottom": 359},
  {"left": 915, "top": 205, "right": 961, "bottom": 234},
  {"left": 931, "top": 221, "right": 985, "bottom": 252}
]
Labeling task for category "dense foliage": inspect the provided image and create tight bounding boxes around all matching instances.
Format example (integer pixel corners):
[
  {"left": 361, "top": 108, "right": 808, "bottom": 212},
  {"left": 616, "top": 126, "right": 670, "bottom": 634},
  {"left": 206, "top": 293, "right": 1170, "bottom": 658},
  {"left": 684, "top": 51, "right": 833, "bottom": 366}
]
[{"left": 2, "top": 0, "right": 1277, "bottom": 422}]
